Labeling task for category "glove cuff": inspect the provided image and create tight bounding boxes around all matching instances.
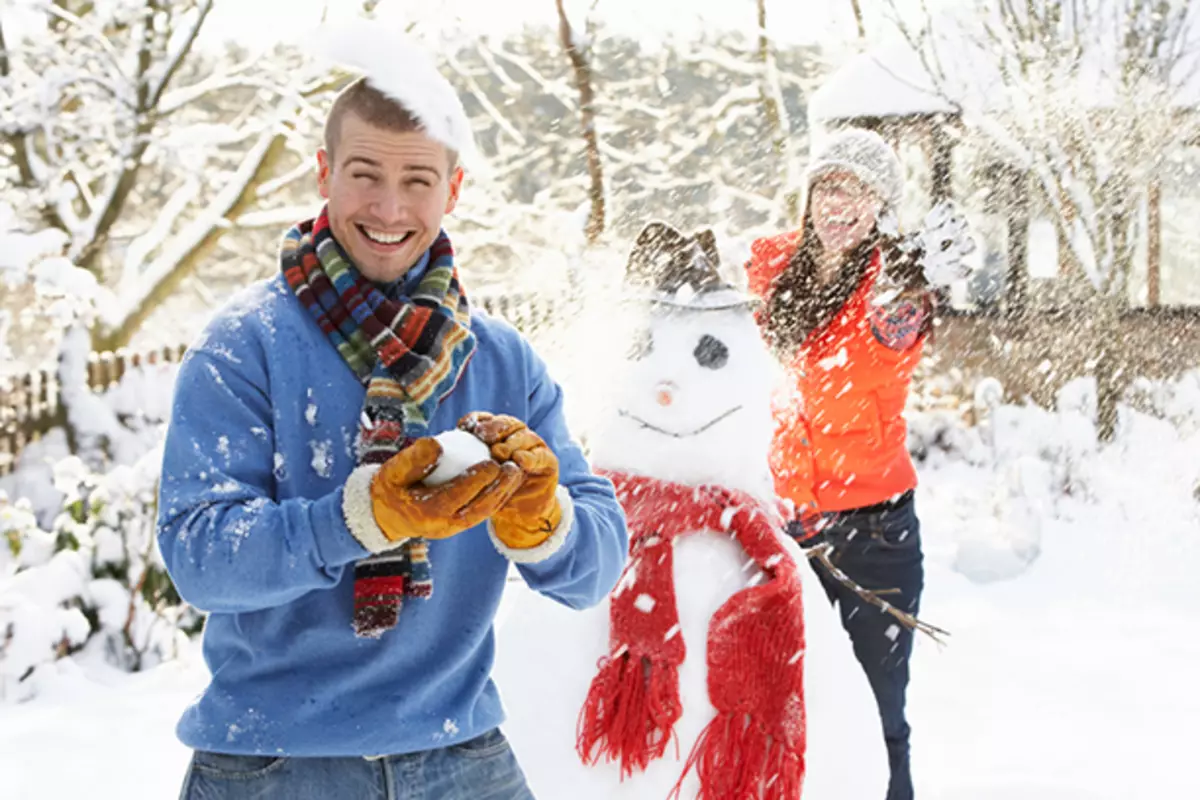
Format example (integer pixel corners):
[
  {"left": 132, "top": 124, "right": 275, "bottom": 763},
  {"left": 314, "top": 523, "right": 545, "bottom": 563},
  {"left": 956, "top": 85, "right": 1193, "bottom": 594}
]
[
  {"left": 488, "top": 485, "right": 574, "bottom": 564},
  {"left": 343, "top": 464, "right": 401, "bottom": 554}
]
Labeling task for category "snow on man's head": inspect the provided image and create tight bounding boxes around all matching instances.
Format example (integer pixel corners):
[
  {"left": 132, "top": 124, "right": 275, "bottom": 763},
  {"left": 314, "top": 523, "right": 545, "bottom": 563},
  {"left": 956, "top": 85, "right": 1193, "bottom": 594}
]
[
  {"left": 313, "top": 17, "right": 477, "bottom": 169},
  {"left": 324, "top": 79, "right": 460, "bottom": 170}
]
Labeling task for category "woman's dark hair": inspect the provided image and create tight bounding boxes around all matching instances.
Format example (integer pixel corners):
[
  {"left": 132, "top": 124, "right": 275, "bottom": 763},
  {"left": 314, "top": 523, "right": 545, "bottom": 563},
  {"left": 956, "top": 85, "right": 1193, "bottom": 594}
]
[{"left": 761, "top": 211, "right": 926, "bottom": 354}]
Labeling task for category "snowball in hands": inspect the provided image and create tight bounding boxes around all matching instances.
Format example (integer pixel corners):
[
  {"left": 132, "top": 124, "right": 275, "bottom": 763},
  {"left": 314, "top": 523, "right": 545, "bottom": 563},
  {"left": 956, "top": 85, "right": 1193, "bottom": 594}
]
[{"left": 423, "top": 430, "right": 493, "bottom": 486}]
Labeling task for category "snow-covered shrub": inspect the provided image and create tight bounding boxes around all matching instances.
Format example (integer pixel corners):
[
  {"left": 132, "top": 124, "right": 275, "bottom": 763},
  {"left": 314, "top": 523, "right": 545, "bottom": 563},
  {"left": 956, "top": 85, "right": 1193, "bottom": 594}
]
[
  {"left": 917, "top": 367, "right": 1200, "bottom": 585},
  {"left": 0, "top": 491, "right": 90, "bottom": 701},
  {"left": 1125, "top": 368, "right": 1200, "bottom": 437},
  {"left": 53, "top": 451, "right": 199, "bottom": 666},
  {"left": 0, "top": 446, "right": 196, "bottom": 700},
  {"left": 907, "top": 368, "right": 992, "bottom": 465}
]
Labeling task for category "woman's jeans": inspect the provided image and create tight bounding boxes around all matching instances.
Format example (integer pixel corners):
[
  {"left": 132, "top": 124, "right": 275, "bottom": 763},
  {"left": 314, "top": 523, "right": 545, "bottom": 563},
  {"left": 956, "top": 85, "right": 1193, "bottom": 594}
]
[
  {"left": 792, "top": 492, "right": 925, "bottom": 800},
  {"left": 179, "top": 727, "right": 534, "bottom": 800}
]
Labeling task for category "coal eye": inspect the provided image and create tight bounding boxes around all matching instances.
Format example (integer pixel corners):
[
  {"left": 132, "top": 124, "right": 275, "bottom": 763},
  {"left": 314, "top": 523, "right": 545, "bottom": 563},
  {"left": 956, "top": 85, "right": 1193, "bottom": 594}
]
[
  {"left": 627, "top": 329, "right": 653, "bottom": 360},
  {"left": 694, "top": 334, "right": 728, "bottom": 369}
]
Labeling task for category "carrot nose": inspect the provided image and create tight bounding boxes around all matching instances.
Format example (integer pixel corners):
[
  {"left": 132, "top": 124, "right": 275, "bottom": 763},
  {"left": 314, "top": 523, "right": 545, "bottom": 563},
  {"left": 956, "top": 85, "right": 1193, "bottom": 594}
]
[{"left": 655, "top": 382, "right": 676, "bottom": 407}]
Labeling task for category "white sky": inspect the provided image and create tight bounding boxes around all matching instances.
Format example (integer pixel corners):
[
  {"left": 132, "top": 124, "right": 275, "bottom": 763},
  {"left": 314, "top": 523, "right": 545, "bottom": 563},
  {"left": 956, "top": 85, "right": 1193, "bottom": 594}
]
[{"left": 203, "top": 0, "right": 872, "bottom": 50}]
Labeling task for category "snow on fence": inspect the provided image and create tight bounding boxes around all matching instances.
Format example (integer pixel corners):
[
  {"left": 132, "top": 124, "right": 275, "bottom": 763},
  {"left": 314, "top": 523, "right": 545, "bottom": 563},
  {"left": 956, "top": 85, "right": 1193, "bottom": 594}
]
[
  {"left": 0, "top": 345, "right": 189, "bottom": 476},
  {"left": 0, "top": 293, "right": 559, "bottom": 476}
]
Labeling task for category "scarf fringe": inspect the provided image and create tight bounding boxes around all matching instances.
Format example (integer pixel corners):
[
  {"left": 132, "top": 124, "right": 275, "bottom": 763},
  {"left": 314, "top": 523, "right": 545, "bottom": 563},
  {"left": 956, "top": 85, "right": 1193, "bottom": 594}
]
[
  {"left": 669, "top": 712, "right": 805, "bottom": 800},
  {"left": 576, "top": 653, "right": 682, "bottom": 778}
]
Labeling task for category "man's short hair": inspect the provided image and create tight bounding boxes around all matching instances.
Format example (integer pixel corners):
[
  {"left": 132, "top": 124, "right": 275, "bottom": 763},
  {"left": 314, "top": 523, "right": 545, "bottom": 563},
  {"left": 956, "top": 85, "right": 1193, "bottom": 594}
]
[{"left": 323, "top": 77, "right": 459, "bottom": 171}]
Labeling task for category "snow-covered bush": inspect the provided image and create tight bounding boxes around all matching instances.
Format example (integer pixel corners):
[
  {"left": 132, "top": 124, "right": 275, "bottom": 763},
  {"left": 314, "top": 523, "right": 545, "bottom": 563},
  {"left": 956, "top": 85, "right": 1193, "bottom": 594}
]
[
  {"left": 1, "top": 490, "right": 91, "bottom": 701},
  {"left": 1125, "top": 368, "right": 1200, "bottom": 437},
  {"left": 0, "top": 445, "right": 196, "bottom": 701},
  {"left": 913, "top": 367, "right": 1200, "bottom": 585}
]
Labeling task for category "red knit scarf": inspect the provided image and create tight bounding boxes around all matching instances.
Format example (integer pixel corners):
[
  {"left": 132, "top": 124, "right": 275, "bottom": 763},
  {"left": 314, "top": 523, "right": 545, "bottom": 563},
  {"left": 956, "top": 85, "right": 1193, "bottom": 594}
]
[{"left": 577, "top": 471, "right": 807, "bottom": 799}]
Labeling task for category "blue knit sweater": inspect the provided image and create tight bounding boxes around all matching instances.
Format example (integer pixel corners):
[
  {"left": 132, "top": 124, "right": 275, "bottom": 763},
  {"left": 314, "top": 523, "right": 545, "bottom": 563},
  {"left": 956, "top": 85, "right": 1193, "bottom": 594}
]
[{"left": 156, "top": 272, "right": 627, "bottom": 757}]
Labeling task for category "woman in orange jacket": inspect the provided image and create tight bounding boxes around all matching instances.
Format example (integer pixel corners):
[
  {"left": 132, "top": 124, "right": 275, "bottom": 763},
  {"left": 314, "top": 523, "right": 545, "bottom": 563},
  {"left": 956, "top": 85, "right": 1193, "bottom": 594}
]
[{"left": 747, "top": 128, "right": 972, "bottom": 800}]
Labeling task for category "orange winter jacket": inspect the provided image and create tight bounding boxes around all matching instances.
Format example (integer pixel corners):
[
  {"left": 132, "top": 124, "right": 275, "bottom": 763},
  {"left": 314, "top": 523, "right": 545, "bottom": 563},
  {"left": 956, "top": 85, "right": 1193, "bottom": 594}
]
[{"left": 748, "top": 232, "right": 923, "bottom": 515}]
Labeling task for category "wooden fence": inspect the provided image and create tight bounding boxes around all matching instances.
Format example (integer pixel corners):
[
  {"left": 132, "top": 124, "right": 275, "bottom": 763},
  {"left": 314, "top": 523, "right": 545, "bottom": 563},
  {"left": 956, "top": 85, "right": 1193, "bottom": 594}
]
[
  {"left": 0, "top": 345, "right": 190, "bottom": 476},
  {"left": 0, "top": 294, "right": 557, "bottom": 477}
]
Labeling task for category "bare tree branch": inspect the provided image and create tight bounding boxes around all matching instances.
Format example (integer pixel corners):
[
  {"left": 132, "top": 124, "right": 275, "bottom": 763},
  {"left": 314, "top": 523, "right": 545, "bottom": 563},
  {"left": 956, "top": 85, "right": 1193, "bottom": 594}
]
[
  {"left": 487, "top": 45, "right": 577, "bottom": 112},
  {"left": 849, "top": 0, "right": 867, "bottom": 40},
  {"left": 147, "top": 0, "right": 214, "bottom": 108},
  {"left": 555, "top": 0, "right": 605, "bottom": 245},
  {"left": 94, "top": 125, "right": 291, "bottom": 350},
  {"left": 444, "top": 49, "right": 527, "bottom": 146},
  {"left": 756, "top": 0, "right": 801, "bottom": 225}
]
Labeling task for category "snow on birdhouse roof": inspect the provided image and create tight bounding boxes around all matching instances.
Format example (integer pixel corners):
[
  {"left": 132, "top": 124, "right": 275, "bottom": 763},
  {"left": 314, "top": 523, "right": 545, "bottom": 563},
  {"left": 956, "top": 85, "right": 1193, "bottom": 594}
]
[
  {"left": 813, "top": 8, "right": 1200, "bottom": 126},
  {"left": 809, "top": 43, "right": 958, "bottom": 123}
]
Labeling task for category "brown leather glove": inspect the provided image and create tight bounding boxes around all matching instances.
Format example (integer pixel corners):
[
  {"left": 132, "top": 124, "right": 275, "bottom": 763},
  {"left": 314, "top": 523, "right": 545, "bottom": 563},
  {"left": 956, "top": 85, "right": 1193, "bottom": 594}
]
[
  {"left": 370, "top": 437, "right": 523, "bottom": 542},
  {"left": 458, "top": 413, "right": 561, "bottom": 550}
]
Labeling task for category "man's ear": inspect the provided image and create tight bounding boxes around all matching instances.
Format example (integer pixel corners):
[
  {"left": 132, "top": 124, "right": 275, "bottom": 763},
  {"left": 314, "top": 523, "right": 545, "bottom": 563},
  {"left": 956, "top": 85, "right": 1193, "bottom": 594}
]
[
  {"left": 444, "top": 166, "right": 465, "bottom": 214},
  {"left": 317, "top": 148, "right": 332, "bottom": 200}
]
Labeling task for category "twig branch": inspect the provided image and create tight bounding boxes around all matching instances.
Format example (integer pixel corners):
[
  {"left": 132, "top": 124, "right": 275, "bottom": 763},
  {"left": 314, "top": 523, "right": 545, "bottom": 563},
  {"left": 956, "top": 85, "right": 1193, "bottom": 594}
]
[
  {"left": 148, "top": 0, "right": 214, "bottom": 108},
  {"left": 807, "top": 543, "right": 951, "bottom": 644},
  {"left": 443, "top": 49, "right": 526, "bottom": 146}
]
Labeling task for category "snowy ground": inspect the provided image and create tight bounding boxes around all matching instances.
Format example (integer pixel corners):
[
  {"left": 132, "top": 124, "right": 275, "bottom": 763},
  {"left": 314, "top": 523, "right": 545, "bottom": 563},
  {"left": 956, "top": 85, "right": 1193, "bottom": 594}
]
[{"left": 1, "top": 401, "right": 1197, "bottom": 799}]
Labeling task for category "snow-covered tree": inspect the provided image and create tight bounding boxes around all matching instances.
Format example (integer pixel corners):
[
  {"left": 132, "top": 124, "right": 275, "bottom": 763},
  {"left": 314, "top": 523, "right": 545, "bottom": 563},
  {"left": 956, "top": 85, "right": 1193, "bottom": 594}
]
[
  {"left": 885, "top": 0, "right": 1200, "bottom": 438},
  {"left": 889, "top": 0, "right": 1200, "bottom": 302},
  {"left": 0, "top": 0, "right": 340, "bottom": 354}
]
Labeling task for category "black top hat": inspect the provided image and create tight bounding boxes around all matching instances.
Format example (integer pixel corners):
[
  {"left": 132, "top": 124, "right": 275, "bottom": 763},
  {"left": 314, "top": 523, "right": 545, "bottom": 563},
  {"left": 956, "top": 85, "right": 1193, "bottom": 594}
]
[{"left": 625, "top": 222, "right": 755, "bottom": 311}]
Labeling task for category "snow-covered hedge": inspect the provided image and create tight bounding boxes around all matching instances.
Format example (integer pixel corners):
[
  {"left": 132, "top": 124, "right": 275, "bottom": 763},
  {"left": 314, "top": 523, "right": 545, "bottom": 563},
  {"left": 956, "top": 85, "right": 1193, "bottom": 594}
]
[{"left": 908, "top": 368, "right": 1200, "bottom": 585}]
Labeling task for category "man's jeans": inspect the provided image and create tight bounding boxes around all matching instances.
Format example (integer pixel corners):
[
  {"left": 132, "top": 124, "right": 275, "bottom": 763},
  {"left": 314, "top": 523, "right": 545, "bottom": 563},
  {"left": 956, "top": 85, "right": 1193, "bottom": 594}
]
[
  {"left": 795, "top": 492, "right": 925, "bottom": 800},
  {"left": 179, "top": 728, "right": 534, "bottom": 800}
]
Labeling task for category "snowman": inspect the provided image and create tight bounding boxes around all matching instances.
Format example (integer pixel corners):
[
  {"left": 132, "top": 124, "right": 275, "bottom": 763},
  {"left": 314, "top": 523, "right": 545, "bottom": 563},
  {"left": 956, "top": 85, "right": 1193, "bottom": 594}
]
[{"left": 493, "top": 223, "right": 887, "bottom": 798}]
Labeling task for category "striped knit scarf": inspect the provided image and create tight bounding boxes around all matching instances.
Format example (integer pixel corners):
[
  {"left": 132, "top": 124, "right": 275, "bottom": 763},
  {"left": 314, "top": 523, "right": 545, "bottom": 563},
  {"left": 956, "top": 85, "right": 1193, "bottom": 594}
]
[{"left": 282, "top": 207, "right": 475, "bottom": 638}]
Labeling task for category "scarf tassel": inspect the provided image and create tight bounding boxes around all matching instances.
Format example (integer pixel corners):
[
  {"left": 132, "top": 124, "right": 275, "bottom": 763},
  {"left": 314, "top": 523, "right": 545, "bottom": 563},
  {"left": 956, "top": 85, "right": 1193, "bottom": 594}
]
[
  {"left": 576, "top": 652, "right": 683, "bottom": 778},
  {"left": 670, "top": 712, "right": 805, "bottom": 800}
]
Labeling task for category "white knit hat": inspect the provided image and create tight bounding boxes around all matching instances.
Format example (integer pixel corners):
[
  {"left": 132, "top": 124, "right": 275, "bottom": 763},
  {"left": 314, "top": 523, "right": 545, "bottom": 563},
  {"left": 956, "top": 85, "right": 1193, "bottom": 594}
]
[{"left": 804, "top": 128, "right": 903, "bottom": 210}]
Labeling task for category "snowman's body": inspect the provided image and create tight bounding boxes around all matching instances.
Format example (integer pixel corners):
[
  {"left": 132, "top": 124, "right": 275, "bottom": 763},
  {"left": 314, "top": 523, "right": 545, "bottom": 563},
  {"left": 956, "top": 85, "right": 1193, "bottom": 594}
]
[{"left": 494, "top": 233, "right": 887, "bottom": 798}]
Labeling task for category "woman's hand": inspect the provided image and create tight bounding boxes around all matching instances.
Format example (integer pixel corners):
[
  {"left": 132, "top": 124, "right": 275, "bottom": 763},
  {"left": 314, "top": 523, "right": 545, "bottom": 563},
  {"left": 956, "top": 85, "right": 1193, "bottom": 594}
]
[{"left": 915, "top": 200, "right": 976, "bottom": 287}]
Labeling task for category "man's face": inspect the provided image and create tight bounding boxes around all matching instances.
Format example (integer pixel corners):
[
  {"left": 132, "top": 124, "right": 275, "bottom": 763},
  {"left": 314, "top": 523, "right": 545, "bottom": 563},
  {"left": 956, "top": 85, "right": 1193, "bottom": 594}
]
[
  {"left": 809, "top": 171, "right": 883, "bottom": 257},
  {"left": 317, "top": 113, "right": 463, "bottom": 284}
]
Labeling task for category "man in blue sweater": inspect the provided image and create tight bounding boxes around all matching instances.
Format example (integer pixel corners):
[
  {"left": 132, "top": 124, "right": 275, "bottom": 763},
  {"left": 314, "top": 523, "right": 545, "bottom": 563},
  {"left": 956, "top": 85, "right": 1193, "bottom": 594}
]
[{"left": 156, "top": 66, "right": 628, "bottom": 799}]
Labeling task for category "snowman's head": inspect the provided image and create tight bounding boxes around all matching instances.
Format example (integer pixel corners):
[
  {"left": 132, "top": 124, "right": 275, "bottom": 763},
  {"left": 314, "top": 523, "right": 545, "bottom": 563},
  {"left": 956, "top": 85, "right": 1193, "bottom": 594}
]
[{"left": 589, "top": 223, "right": 780, "bottom": 498}]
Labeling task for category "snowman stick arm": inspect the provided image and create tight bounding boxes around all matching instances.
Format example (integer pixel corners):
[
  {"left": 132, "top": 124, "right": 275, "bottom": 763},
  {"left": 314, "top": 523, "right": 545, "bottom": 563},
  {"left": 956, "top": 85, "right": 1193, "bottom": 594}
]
[{"left": 808, "top": 544, "right": 951, "bottom": 644}]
